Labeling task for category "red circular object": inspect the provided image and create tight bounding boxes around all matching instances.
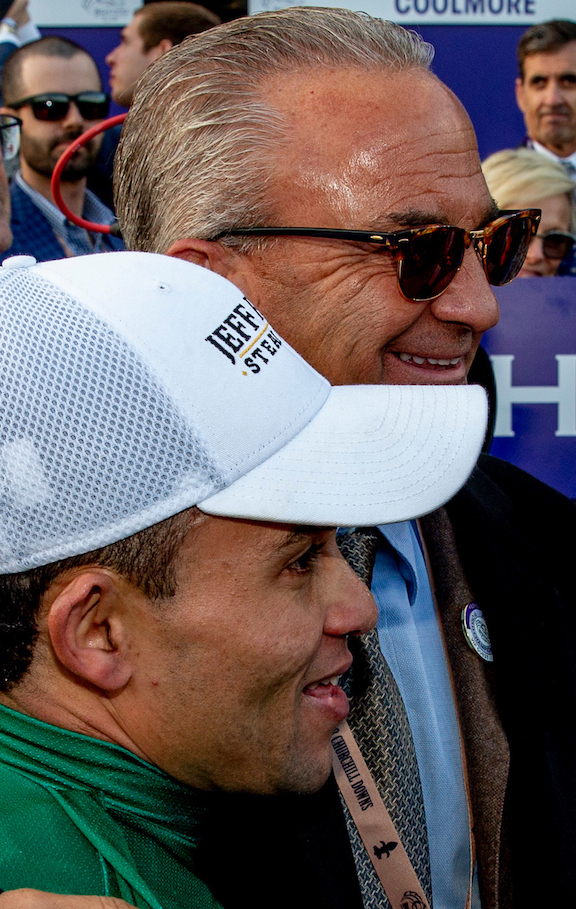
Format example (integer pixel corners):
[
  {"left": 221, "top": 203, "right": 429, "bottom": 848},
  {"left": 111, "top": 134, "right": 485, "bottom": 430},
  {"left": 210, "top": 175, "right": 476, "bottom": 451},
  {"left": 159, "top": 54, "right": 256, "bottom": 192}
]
[{"left": 50, "top": 113, "right": 127, "bottom": 234}]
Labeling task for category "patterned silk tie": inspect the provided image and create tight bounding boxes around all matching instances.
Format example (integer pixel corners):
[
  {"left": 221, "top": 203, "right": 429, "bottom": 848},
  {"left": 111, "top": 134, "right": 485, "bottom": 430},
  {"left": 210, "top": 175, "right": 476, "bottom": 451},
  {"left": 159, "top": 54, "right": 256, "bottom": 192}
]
[{"left": 337, "top": 529, "right": 433, "bottom": 909}]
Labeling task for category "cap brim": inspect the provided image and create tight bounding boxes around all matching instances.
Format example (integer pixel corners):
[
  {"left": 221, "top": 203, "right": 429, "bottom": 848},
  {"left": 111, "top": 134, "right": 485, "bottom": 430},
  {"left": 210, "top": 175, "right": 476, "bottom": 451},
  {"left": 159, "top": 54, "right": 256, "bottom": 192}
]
[{"left": 199, "top": 384, "right": 487, "bottom": 526}]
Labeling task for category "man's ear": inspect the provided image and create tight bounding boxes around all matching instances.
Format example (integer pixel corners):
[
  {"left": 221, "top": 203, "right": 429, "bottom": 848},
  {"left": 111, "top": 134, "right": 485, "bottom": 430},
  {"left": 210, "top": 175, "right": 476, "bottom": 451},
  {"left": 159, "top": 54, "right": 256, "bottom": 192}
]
[
  {"left": 166, "top": 237, "right": 258, "bottom": 298},
  {"left": 167, "top": 237, "right": 234, "bottom": 272},
  {"left": 47, "top": 571, "right": 134, "bottom": 692},
  {"left": 149, "top": 38, "right": 173, "bottom": 63}
]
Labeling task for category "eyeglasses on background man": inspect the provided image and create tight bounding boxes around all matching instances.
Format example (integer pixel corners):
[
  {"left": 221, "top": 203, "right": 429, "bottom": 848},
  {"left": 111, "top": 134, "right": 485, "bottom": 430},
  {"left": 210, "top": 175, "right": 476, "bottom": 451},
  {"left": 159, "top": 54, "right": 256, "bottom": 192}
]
[{"left": 0, "top": 114, "right": 20, "bottom": 163}]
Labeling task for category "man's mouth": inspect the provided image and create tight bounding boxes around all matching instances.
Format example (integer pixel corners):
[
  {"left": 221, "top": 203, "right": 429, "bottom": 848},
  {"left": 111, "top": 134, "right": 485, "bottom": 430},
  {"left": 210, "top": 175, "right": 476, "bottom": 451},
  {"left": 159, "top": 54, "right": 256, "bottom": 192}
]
[
  {"left": 304, "top": 675, "right": 340, "bottom": 692},
  {"left": 396, "top": 352, "right": 462, "bottom": 368},
  {"left": 540, "top": 108, "right": 571, "bottom": 121},
  {"left": 301, "top": 660, "right": 352, "bottom": 723},
  {"left": 53, "top": 135, "right": 84, "bottom": 151}
]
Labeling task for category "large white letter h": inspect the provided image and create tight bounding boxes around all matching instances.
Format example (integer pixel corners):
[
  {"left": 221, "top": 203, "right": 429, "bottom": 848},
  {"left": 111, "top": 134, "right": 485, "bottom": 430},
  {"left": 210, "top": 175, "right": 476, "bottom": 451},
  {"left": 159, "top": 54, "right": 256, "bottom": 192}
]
[{"left": 491, "top": 354, "right": 576, "bottom": 437}]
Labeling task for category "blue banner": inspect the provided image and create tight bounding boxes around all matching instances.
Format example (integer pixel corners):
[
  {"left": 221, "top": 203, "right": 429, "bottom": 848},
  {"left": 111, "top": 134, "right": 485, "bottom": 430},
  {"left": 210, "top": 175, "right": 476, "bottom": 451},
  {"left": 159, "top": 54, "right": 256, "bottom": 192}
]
[
  {"left": 483, "top": 277, "right": 576, "bottom": 498},
  {"left": 249, "top": 0, "right": 574, "bottom": 25}
]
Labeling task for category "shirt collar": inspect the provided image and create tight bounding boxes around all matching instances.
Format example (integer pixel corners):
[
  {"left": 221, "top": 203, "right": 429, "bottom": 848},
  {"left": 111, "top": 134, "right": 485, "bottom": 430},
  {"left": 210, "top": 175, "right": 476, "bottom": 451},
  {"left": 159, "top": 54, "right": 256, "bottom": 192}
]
[
  {"left": 377, "top": 520, "right": 422, "bottom": 605},
  {"left": 529, "top": 139, "right": 576, "bottom": 169},
  {"left": 15, "top": 171, "right": 115, "bottom": 231}
]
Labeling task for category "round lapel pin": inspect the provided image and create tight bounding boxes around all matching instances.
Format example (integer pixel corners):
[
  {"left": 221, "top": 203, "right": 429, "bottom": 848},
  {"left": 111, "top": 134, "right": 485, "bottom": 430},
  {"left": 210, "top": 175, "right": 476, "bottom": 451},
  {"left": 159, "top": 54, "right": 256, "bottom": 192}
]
[{"left": 461, "top": 602, "right": 493, "bottom": 662}]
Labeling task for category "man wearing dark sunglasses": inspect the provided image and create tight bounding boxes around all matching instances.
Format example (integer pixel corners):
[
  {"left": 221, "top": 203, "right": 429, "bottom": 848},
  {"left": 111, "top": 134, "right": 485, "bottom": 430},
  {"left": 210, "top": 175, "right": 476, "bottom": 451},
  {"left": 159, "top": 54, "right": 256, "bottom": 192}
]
[
  {"left": 0, "top": 35, "right": 123, "bottom": 262},
  {"left": 6, "top": 9, "right": 576, "bottom": 909}
]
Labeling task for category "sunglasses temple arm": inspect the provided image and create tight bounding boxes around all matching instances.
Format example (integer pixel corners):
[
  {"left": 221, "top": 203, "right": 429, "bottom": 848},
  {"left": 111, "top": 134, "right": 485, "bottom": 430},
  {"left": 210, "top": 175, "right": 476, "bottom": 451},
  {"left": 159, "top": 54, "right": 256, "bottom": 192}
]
[{"left": 51, "top": 113, "right": 127, "bottom": 235}]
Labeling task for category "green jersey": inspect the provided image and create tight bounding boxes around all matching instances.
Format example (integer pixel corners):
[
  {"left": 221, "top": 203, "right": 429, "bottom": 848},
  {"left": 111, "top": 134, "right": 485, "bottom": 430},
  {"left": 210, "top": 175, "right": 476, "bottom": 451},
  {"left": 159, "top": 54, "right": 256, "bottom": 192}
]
[{"left": 0, "top": 703, "right": 224, "bottom": 909}]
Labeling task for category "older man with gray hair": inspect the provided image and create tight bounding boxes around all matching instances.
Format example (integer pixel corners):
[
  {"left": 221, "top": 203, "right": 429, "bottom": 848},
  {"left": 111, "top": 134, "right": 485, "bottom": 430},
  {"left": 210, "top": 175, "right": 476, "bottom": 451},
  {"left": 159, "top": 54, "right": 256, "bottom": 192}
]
[{"left": 114, "top": 11, "right": 576, "bottom": 909}]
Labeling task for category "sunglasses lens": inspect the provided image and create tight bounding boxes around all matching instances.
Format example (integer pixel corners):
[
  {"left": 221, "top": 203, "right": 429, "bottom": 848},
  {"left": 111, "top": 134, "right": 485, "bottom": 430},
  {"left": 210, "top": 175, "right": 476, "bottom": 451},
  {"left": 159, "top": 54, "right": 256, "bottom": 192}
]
[
  {"left": 398, "top": 226, "right": 465, "bottom": 302},
  {"left": 76, "top": 93, "right": 110, "bottom": 120},
  {"left": 28, "top": 93, "right": 109, "bottom": 121},
  {"left": 484, "top": 214, "right": 535, "bottom": 285},
  {"left": 31, "top": 97, "right": 69, "bottom": 121},
  {"left": 542, "top": 232, "right": 574, "bottom": 260}
]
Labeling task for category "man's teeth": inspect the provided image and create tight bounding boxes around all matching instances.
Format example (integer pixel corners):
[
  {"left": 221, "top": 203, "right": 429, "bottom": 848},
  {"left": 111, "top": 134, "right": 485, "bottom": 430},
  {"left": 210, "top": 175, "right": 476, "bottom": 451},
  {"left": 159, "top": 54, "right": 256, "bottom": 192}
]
[
  {"left": 306, "top": 676, "right": 340, "bottom": 691},
  {"left": 398, "top": 352, "right": 460, "bottom": 366}
]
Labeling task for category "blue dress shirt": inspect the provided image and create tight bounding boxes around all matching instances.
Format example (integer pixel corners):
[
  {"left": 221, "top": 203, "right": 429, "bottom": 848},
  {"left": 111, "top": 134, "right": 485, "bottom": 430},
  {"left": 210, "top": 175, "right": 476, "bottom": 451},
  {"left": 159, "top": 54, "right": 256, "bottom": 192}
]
[{"left": 372, "top": 520, "right": 481, "bottom": 909}]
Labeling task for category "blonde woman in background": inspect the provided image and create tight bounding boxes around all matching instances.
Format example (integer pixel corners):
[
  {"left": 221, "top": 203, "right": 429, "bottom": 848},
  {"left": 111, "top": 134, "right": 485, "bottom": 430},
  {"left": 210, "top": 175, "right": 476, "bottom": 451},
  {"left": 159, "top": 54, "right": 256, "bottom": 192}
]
[{"left": 482, "top": 147, "right": 576, "bottom": 276}]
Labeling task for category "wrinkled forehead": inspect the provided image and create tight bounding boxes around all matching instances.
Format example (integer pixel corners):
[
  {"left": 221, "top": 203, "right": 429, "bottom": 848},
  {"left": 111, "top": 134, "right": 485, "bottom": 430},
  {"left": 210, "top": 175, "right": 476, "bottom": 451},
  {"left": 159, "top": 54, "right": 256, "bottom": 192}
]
[{"left": 260, "top": 67, "right": 490, "bottom": 229}]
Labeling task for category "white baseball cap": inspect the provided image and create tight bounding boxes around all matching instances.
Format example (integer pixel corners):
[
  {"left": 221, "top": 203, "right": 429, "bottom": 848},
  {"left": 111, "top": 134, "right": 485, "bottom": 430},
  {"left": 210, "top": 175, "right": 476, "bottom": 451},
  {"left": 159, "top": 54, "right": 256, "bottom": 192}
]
[{"left": 0, "top": 252, "right": 487, "bottom": 572}]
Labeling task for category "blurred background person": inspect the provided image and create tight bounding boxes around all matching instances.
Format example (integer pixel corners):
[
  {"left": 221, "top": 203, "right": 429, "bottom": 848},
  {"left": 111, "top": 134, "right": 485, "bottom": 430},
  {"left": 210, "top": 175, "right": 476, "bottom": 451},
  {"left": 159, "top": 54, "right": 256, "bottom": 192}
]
[
  {"left": 107, "top": 1, "right": 220, "bottom": 109},
  {"left": 0, "top": 0, "right": 40, "bottom": 72},
  {"left": 0, "top": 110, "right": 18, "bottom": 250},
  {"left": 0, "top": 1, "right": 40, "bottom": 181},
  {"left": 0, "top": 36, "right": 123, "bottom": 261},
  {"left": 141, "top": 0, "right": 241, "bottom": 24},
  {"left": 483, "top": 147, "right": 576, "bottom": 277},
  {"left": 92, "top": 2, "right": 220, "bottom": 209},
  {"left": 515, "top": 20, "right": 576, "bottom": 173}
]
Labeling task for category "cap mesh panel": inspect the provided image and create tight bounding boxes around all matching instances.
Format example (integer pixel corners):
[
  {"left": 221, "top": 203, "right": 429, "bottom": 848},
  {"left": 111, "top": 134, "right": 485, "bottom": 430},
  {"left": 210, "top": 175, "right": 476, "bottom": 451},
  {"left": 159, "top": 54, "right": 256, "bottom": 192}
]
[{"left": 0, "top": 269, "right": 225, "bottom": 572}]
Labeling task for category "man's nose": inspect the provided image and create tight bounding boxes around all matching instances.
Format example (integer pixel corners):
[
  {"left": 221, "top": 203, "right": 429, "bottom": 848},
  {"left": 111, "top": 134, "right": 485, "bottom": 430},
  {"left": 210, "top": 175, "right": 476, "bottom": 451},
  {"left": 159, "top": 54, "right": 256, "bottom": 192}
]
[
  {"left": 429, "top": 246, "right": 500, "bottom": 334},
  {"left": 543, "top": 78, "right": 566, "bottom": 106},
  {"left": 324, "top": 554, "right": 378, "bottom": 639},
  {"left": 62, "top": 100, "right": 86, "bottom": 127}
]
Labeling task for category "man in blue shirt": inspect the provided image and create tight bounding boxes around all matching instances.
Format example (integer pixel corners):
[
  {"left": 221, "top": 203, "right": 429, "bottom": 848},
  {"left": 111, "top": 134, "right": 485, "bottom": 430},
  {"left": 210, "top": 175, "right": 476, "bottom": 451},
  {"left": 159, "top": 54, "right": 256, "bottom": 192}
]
[
  {"left": 0, "top": 36, "right": 123, "bottom": 261},
  {"left": 110, "top": 11, "right": 576, "bottom": 909}
]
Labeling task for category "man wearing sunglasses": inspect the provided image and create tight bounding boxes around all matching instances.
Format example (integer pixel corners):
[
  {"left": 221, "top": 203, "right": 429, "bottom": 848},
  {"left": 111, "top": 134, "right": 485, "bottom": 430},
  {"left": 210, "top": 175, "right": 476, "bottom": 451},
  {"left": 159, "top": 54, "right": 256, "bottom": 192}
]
[
  {"left": 7, "top": 9, "right": 576, "bottom": 909},
  {"left": 0, "top": 35, "right": 123, "bottom": 262}
]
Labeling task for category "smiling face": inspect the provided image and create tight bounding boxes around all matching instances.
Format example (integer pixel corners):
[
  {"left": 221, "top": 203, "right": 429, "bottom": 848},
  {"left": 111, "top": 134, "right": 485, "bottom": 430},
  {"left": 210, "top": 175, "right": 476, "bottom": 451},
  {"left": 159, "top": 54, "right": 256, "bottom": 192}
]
[
  {"left": 516, "top": 43, "right": 576, "bottom": 157},
  {"left": 207, "top": 68, "right": 499, "bottom": 387},
  {"left": 123, "top": 516, "right": 376, "bottom": 794},
  {"left": 8, "top": 52, "right": 104, "bottom": 185}
]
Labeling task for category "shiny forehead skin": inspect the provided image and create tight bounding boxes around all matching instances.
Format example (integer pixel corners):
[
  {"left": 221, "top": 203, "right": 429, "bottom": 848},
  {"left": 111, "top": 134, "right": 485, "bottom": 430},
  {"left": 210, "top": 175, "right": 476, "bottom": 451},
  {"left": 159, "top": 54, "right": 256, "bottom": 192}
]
[{"left": 260, "top": 68, "right": 494, "bottom": 232}]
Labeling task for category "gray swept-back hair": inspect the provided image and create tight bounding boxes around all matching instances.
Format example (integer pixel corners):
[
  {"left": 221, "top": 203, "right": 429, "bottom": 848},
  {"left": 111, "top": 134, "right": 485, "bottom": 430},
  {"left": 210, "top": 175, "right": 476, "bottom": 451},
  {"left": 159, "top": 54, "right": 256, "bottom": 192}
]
[{"left": 115, "top": 7, "right": 434, "bottom": 253}]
